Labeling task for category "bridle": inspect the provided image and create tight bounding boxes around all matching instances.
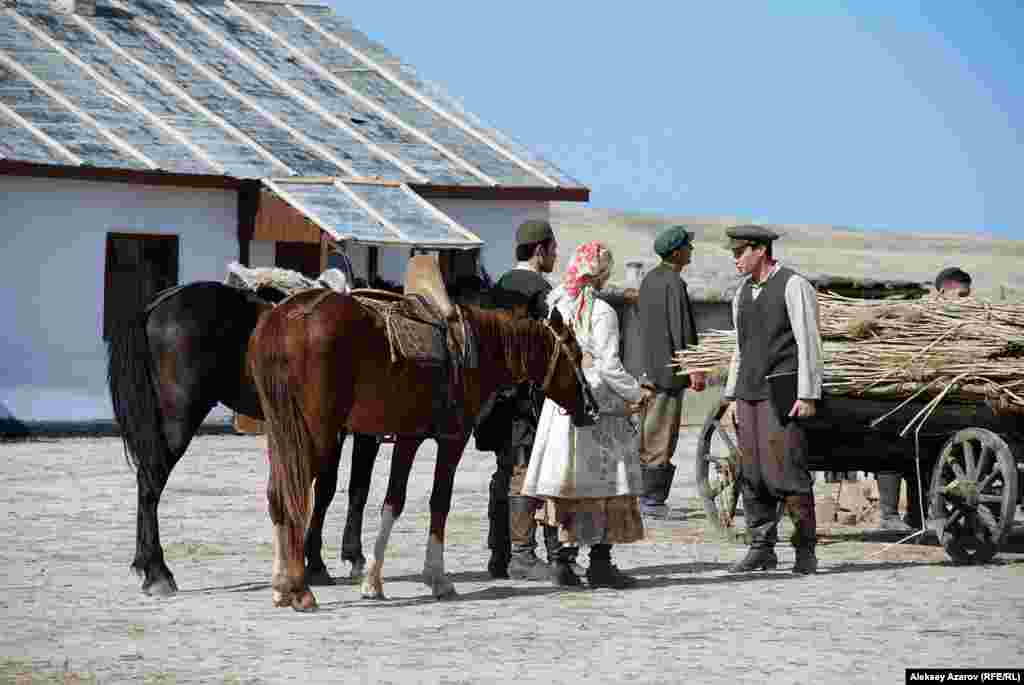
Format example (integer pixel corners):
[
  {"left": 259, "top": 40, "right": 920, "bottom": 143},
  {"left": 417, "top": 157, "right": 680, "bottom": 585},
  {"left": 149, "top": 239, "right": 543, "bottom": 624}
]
[{"left": 540, "top": 319, "right": 600, "bottom": 424}]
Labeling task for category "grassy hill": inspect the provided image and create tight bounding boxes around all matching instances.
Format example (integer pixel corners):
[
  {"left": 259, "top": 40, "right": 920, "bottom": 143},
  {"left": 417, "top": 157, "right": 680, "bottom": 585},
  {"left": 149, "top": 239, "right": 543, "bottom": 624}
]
[{"left": 550, "top": 203, "right": 1024, "bottom": 301}]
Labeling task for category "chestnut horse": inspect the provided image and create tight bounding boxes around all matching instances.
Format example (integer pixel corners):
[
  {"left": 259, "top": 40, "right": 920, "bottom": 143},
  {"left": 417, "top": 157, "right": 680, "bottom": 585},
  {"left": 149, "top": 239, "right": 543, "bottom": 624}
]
[
  {"left": 249, "top": 291, "right": 595, "bottom": 611},
  {"left": 107, "top": 281, "right": 389, "bottom": 596}
]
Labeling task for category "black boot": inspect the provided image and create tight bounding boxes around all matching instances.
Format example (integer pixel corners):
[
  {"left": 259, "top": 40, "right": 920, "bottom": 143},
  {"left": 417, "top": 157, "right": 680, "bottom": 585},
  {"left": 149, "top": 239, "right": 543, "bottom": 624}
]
[
  {"left": 786, "top": 494, "right": 818, "bottom": 575},
  {"left": 551, "top": 550, "right": 582, "bottom": 587},
  {"left": 487, "top": 470, "right": 511, "bottom": 579},
  {"left": 507, "top": 496, "right": 550, "bottom": 581},
  {"left": 544, "top": 525, "right": 581, "bottom": 587},
  {"left": 640, "top": 464, "right": 676, "bottom": 518},
  {"left": 729, "top": 490, "right": 779, "bottom": 573},
  {"left": 876, "top": 471, "right": 911, "bottom": 533},
  {"left": 586, "top": 544, "right": 636, "bottom": 589}
]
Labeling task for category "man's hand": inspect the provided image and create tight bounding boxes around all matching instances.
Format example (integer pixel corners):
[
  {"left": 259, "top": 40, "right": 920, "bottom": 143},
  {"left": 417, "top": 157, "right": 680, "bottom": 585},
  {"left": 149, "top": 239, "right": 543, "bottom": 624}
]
[
  {"left": 788, "top": 399, "right": 816, "bottom": 418},
  {"left": 689, "top": 371, "right": 707, "bottom": 392},
  {"left": 623, "top": 288, "right": 639, "bottom": 304},
  {"left": 720, "top": 400, "right": 737, "bottom": 429}
]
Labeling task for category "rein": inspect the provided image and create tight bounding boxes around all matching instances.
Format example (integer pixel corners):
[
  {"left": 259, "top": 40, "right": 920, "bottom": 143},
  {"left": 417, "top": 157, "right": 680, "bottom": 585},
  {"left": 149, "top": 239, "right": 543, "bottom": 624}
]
[{"left": 540, "top": 319, "right": 570, "bottom": 393}]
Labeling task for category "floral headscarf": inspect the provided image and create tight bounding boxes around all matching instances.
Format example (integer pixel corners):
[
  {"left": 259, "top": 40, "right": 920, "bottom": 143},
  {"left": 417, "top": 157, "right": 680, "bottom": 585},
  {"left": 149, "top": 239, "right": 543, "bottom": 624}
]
[{"left": 562, "top": 240, "right": 614, "bottom": 334}]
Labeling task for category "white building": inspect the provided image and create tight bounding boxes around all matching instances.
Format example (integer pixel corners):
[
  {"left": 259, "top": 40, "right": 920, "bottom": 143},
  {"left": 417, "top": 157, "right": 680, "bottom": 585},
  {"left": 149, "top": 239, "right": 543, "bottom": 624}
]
[{"left": 0, "top": 0, "right": 588, "bottom": 433}]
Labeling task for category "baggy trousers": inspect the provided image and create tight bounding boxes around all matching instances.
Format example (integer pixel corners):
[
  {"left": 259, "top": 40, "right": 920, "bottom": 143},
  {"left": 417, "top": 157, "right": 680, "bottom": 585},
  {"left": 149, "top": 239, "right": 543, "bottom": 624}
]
[
  {"left": 735, "top": 398, "right": 816, "bottom": 549},
  {"left": 639, "top": 390, "right": 684, "bottom": 468}
]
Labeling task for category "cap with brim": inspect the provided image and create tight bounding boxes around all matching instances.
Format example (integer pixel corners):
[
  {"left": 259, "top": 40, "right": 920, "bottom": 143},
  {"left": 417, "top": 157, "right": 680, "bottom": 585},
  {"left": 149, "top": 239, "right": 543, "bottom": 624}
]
[
  {"left": 653, "top": 225, "right": 694, "bottom": 258},
  {"left": 725, "top": 224, "right": 779, "bottom": 250},
  {"left": 516, "top": 219, "right": 556, "bottom": 246}
]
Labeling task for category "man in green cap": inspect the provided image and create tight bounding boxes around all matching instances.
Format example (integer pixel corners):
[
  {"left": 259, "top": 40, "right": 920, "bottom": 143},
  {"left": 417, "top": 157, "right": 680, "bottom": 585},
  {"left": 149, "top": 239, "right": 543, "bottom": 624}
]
[
  {"left": 720, "top": 224, "right": 824, "bottom": 574},
  {"left": 637, "top": 225, "right": 706, "bottom": 518}
]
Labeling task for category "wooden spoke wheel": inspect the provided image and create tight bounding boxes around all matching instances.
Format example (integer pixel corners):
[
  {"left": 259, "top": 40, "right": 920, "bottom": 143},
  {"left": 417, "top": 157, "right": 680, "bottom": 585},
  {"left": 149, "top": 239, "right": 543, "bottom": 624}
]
[
  {"left": 929, "top": 428, "right": 1019, "bottom": 565},
  {"left": 696, "top": 403, "right": 742, "bottom": 531}
]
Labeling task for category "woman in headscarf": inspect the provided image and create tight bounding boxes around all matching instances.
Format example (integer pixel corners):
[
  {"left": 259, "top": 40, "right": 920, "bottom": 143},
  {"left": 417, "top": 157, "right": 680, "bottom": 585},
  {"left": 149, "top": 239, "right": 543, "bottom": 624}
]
[{"left": 523, "top": 240, "right": 651, "bottom": 588}]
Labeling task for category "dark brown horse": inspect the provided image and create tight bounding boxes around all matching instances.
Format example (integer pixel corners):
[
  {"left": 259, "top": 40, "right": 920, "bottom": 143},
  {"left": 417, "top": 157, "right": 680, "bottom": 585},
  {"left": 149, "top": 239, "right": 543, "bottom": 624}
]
[
  {"left": 249, "top": 292, "right": 595, "bottom": 610},
  {"left": 107, "top": 281, "right": 388, "bottom": 596}
]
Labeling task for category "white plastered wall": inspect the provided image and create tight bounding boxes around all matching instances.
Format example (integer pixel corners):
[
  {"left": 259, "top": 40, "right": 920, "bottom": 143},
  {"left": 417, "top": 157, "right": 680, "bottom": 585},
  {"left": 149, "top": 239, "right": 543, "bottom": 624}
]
[
  {"left": 0, "top": 176, "right": 238, "bottom": 424},
  {"left": 423, "top": 199, "right": 551, "bottom": 282}
]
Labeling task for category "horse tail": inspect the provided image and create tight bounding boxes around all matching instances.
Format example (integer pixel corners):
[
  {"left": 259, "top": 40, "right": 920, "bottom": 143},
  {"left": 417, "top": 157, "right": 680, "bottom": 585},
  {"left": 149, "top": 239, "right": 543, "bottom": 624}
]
[
  {"left": 252, "top": 316, "right": 315, "bottom": 531},
  {"left": 106, "top": 307, "right": 168, "bottom": 490}
]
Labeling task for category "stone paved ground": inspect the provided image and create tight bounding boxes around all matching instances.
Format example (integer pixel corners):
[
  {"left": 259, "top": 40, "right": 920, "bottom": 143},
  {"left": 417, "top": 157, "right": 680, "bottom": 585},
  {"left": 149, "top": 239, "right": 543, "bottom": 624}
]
[{"left": 2, "top": 431, "right": 1023, "bottom": 684}]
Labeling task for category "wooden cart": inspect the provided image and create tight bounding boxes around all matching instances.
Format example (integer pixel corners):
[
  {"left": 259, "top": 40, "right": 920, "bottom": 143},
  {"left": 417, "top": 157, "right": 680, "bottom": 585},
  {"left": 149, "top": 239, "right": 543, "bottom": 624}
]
[{"left": 695, "top": 395, "right": 1023, "bottom": 564}]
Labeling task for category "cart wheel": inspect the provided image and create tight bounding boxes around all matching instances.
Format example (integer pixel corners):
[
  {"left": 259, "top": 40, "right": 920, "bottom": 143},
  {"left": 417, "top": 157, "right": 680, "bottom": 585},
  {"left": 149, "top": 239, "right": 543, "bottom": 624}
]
[
  {"left": 929, "top": 428, "right": 1018, "bottom": 565},
  {"left": 696, "top": 402, "right": 741, "bottom": 532}
]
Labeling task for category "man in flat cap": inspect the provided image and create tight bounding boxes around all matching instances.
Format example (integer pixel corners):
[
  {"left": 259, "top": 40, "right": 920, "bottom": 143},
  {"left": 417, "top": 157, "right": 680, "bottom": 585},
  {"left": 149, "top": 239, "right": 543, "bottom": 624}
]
[
  {"left": 721, "top": 224, "right": 824, "bottom": 574},
  {"left": 636, "top": 225, "right": 706, "bottom": 518},
  {"left": 476, "top": 219, "right": 583, "bottom": 584}
]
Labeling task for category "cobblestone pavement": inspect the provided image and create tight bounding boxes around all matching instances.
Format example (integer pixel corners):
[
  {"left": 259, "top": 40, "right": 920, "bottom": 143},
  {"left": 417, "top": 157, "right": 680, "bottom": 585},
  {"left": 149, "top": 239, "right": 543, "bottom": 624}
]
[{"left": 2, "top": 432, "right": 1022, "bottom": 684}]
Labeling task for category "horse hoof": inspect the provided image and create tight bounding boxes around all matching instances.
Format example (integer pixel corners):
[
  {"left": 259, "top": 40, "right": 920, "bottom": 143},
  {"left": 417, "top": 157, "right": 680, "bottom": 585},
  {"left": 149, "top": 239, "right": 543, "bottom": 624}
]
[
  {"left": 434, "top": 585, "right": 457, "bottom": 600},
  {"left": 143, "top": 578, "right": 177, "bottom": 598},
  {"left": 364, "top": 581, "right": 387, "bottom": 597},
  {"left": 292, "top": 590, "right": 317, "bottom": 612},
  {"left": 348, "top": 561, "right": 366, "bottom": 583},
  {"left": 305, "top": 567, "right": 337, "bottom": 587}
]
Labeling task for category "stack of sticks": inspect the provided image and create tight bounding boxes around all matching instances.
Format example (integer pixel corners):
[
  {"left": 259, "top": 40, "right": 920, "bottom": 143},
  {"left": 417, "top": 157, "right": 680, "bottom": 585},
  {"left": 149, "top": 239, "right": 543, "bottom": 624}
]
[{"left": 672, "top": 292, "right": 1024, "bottom": 414}]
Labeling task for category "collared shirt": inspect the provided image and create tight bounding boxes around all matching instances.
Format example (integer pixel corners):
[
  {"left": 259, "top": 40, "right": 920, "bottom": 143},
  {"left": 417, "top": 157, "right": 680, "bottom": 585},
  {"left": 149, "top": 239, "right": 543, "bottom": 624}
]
[{"left": 724, "top": 262, "right": 824, "bottom": 400}]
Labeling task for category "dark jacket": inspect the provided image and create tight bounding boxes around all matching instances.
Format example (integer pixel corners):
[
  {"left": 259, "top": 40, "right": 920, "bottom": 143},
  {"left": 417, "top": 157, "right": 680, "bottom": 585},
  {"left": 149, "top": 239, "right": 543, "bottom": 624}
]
[
  {"left": 473, "top": 268, "right": 551, "bottom": 456},
  {"left": 638, "top": 263, "right": 699, "bottom": 394}
]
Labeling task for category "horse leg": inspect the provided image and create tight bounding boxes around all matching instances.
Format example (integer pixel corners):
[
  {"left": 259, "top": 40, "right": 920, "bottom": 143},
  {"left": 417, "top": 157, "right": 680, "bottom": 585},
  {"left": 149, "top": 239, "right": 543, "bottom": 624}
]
[
  {"left": 361, "top": 436, "right": 423, "bottom": 600},
  {"left": 341, "top": 432, "right": 382, "bottom": 582},
  {"left": 422, "top": 434, "right": 470, "bottom": 599},
  {"left": 133, "top": 404, "right": 211, "bottom": 597},
  {"left": 267, "top": 432, "right": 318, "bottom": 613},
  {"left": 303, "top": 437, "right": 344, "bottom": 587}
]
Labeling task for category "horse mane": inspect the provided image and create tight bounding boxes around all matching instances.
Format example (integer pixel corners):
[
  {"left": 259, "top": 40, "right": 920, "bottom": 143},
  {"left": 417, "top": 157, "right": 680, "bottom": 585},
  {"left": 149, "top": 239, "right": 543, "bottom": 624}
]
[{"left": 461, "top": 305, "right": 552, "bottom": 382}]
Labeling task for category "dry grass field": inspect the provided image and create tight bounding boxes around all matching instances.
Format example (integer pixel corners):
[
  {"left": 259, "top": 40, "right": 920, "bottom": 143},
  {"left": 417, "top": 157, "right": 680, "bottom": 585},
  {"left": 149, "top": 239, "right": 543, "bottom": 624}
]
[{"left": 551, "top": 203, "right": 1024, "bottom": 302}]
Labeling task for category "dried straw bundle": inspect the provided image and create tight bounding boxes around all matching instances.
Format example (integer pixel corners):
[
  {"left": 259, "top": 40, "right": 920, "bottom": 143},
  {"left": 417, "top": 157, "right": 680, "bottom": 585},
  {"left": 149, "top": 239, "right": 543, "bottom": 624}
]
[{"left": 672, "top": 292, "right": 1024, "bottom": 414}]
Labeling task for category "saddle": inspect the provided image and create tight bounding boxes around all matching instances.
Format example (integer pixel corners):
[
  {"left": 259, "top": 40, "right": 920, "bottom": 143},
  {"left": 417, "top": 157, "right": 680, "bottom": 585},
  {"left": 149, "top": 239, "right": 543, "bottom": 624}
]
[{"left": 350, "top": 255, "right": 478, "bottom": 439}]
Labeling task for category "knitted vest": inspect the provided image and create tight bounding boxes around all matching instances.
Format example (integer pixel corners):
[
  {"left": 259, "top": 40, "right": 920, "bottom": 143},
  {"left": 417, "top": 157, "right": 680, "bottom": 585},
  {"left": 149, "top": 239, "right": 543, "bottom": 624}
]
[{"left": 735, "top": 266, "right": 799, "bottom": 401}]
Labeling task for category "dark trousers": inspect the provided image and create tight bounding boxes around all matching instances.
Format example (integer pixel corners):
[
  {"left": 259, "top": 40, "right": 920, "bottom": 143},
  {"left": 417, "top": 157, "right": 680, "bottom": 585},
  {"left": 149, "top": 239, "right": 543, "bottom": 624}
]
[{"left": 736, "top": 398, "right": 816, "bottom": 549}]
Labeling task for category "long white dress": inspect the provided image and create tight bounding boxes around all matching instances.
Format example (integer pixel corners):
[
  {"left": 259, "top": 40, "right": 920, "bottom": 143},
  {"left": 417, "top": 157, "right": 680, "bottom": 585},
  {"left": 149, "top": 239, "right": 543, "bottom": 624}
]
[{"left": 522, "top": 290, "right": 646, "bottom": 544}]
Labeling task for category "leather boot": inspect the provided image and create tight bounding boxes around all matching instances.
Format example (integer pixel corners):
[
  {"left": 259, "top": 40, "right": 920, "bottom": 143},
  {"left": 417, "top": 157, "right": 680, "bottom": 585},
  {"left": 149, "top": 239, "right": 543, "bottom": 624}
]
[
  {"left": 586, "top": 544, "right": 637, "bottom": 589},
  {"left": 728, "top": 528, "right": 779, "bottom": 572},
  {"left": 876, "top": 471, "right": 911, "bottom": 532},
  {"left": 640, "top": 464, "right": 676, "bottom": 518},
  {"left": 507, "top": 496, "right": 550, "bottom": 581},
  {"left": 544, "top": 526, "right": 581, "bottom": 586},
  {"left": 786, "top": 494, "right": 818, "bottom": 575},
  {"left": 729, "top": 489, "right": 779, "bottom": 572},
  {"left": 487, "top": 471, "right": 511, "bottom": 579},
  {"left": 550, "top": 548, "right": 582, "bottom": 587}
]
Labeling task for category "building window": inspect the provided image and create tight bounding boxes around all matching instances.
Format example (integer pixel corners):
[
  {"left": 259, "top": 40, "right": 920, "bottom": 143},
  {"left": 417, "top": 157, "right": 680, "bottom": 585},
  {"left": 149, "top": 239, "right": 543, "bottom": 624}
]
[{"left": 103, "top": 232, "right": 179, "bottom": 340}]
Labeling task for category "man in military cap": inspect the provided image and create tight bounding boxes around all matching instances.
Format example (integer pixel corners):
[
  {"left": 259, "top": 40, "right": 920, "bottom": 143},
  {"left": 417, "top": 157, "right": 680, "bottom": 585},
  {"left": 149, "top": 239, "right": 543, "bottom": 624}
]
[
  {"left": 721, "top": 224, "right": 824, "bottom": 574},
  {"left": 637, "top": 225, "right": 706, "bottom": 518},
  {"left": 477, "top": 218, "right": 583, "bottom": 584}
]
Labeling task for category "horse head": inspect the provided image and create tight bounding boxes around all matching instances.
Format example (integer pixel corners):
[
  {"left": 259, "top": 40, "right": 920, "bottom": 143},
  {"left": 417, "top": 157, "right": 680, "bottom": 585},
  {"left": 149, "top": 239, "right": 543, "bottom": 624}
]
[{"left": 539, "top": 308, "right": 599, "bottom": 428}]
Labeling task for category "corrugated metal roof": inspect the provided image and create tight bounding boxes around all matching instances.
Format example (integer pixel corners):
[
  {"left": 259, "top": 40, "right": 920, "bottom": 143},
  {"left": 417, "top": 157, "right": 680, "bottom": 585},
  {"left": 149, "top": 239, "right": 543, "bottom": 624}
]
[
  {"left": 266, "top": 178, "right": 482, "bottom": 248},
  {"left": 1, "top": 0, "right": 587, "bottom": 247}
]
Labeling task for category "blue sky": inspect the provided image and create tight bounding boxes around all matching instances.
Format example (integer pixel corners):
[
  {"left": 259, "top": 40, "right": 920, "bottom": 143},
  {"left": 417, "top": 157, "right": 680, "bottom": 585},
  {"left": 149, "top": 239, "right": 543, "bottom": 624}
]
[{"left": 331, "top": 2, "right": 1022, "bottom": 238}]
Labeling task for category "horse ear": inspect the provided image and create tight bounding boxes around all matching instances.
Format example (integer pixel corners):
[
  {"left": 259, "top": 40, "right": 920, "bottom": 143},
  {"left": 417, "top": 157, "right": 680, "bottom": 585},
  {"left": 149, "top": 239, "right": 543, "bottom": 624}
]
[{"left": 548, "top": 306, "right": 565, "bottom": 329}]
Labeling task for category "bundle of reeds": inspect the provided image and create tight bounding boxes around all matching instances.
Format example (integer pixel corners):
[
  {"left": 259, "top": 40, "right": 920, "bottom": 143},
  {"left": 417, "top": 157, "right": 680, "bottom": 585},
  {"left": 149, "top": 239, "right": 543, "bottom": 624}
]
[{"left": 672, "top": 292, "right": 1024, "bottom": 414}]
